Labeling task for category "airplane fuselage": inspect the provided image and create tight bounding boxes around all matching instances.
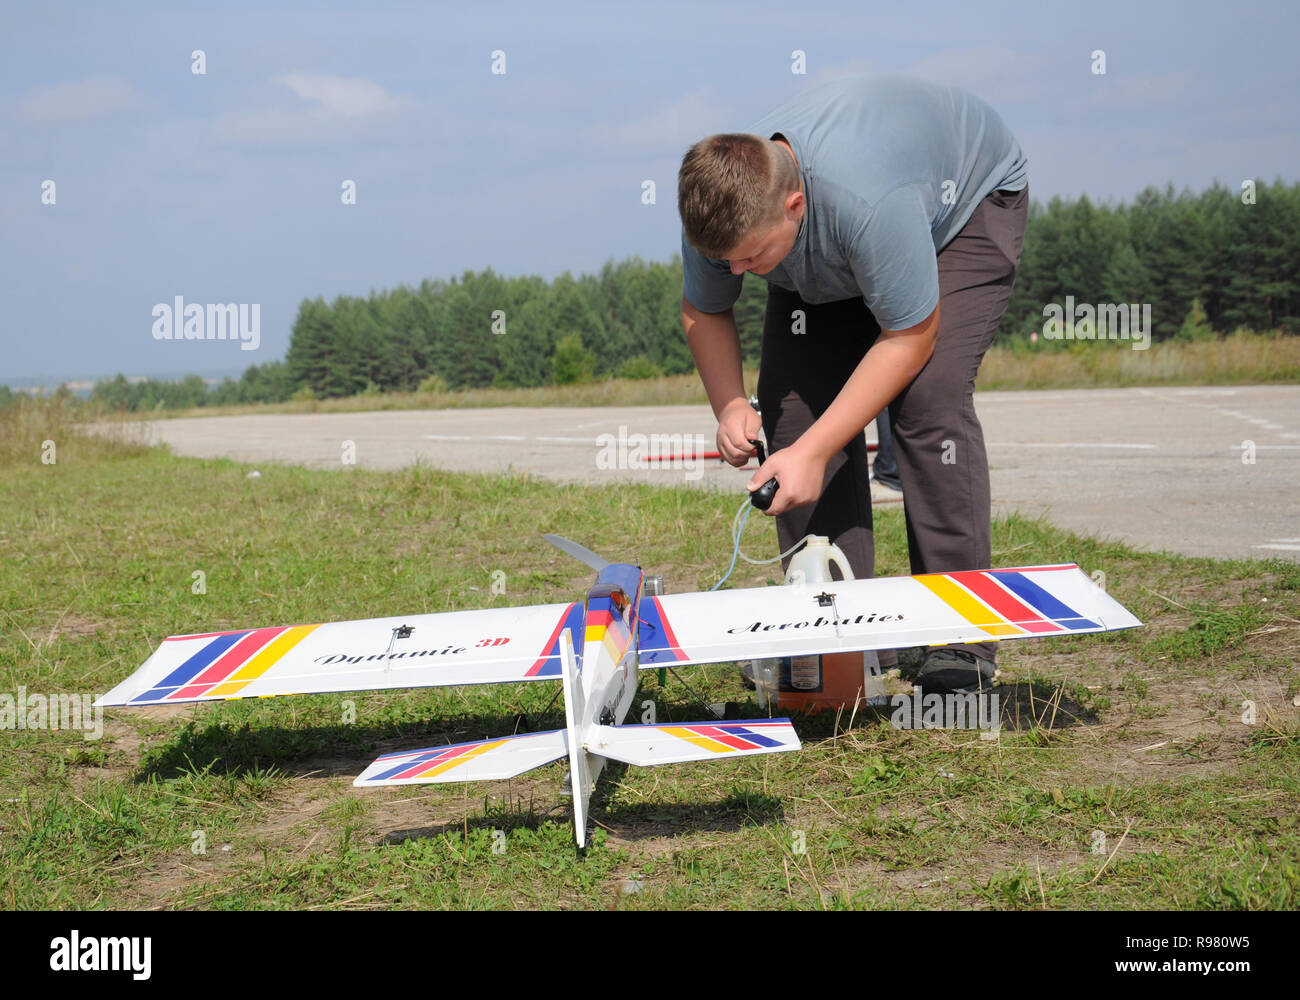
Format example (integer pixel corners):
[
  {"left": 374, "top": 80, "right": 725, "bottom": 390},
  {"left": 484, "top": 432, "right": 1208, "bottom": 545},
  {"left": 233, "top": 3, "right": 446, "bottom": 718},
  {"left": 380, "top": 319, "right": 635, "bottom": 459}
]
[{"left": 578, "top": 562, "right": 643, "bottom": 781}]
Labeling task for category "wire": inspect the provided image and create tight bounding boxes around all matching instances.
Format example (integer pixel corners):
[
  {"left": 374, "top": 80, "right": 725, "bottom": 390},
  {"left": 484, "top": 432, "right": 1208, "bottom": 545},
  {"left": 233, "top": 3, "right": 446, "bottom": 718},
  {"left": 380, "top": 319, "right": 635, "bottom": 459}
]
[
  {"left": 709, "top": 498, "right": 749, "bottom": 591},
  {"left": 711, "top": 495, "right": 809, "bottom": 590}
]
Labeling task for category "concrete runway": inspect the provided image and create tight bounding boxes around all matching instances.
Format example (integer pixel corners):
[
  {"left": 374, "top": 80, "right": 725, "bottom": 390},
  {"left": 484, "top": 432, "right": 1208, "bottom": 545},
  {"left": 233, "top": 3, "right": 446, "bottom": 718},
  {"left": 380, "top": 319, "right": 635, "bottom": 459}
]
[{"left": 141, "top": 385, "right": 1299, "bottom": 563}]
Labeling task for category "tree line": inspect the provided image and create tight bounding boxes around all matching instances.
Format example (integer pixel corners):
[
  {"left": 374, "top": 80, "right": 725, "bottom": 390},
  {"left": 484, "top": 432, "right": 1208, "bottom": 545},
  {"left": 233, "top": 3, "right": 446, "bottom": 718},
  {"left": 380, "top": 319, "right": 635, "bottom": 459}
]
[
  {"left": 1007, "top": 179, "right": 1298, "bottom": 344},
  {"left": 77, "top": 179, "right": 1298, "bottom": 410}
]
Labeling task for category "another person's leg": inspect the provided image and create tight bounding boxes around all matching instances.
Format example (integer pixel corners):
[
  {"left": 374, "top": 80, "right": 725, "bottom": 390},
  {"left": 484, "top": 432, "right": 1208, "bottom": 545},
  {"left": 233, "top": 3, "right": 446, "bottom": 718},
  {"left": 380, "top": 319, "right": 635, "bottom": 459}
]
[
  {"left": 889, "top": 185, "right": 1029, "bottom": 691},
  {"left": 871, "top": 409, "right": 902, "bottom": 491}
]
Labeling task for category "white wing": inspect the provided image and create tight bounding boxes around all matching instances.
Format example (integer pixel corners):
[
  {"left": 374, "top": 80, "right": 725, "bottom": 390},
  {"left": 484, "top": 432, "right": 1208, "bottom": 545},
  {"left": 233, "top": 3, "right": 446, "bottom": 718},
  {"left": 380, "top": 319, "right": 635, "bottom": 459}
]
[
  {"left": 97, "top": 563, "right": 1141, "bottom": 707},
  {"left": 95, "top": 601, "right": 584, "bottom": 707},
  {"left": 637, "top": 563, "right": 1141, "bottom": 667}
]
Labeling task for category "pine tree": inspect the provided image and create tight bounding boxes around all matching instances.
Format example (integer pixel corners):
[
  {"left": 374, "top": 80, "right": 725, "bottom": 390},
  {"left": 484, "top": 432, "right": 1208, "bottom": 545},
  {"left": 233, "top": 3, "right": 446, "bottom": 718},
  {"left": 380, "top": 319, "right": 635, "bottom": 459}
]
[{"left": 552, "top": 333, "right": 596, "bottom": 384}]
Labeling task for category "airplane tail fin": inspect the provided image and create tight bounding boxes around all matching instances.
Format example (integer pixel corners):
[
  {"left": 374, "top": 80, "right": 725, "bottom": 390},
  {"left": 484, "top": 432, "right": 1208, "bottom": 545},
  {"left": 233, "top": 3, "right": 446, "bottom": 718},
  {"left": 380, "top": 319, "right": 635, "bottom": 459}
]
[
  {"left": 558, "top": 627, "right": 595, "bottom": 848},
  {"left": 352, "top": 627, "right": 599, "bottom": 847},
  {"left": 584, "top": 719, "right": 800, "bottom": 767},
  {"left": 351, "top": 631, "right": 799, "bottom": 846}
]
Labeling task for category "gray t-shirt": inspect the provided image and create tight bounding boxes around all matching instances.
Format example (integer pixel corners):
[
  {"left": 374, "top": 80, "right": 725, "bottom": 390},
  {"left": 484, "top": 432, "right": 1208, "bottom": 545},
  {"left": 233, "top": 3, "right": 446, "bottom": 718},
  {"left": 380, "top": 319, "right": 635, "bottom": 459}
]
[{"left": 681, "top": 74, "right": 1028, "bottom": 330}]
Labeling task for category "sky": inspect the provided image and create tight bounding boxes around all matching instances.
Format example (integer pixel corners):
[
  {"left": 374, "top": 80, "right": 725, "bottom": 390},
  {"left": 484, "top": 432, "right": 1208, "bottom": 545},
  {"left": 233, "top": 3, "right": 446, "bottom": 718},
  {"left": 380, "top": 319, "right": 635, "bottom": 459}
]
[{"left": 2, "top": 0, "right": 1297, "bottom": 384}]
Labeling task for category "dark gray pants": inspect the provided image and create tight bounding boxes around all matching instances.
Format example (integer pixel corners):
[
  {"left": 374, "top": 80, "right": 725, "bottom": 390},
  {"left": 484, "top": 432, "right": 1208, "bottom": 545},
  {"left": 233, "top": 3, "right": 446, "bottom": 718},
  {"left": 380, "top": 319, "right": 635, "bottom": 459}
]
[{"left": 757, "top": 185, "right": 1029, "bottom": 665}]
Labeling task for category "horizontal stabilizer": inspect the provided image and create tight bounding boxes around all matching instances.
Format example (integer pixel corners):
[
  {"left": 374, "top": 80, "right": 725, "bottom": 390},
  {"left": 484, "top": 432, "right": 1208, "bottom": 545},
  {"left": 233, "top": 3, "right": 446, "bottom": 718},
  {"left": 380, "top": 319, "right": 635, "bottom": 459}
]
[
  {"left": 585, "top": 719, "right": 800, "bottom": 767},
  {"left": 638, "top": 564, "right": 1141, "bottom": 668},
  {"left": 353, "top": 729, "right": 568, "bottom": 785}
]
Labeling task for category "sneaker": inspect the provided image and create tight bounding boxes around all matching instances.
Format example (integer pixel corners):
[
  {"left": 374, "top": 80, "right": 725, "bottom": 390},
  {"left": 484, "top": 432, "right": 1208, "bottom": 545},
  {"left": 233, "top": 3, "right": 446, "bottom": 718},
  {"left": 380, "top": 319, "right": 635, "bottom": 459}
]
[{"left": 914, "top": 649, "right": 996, "bottom": 694}]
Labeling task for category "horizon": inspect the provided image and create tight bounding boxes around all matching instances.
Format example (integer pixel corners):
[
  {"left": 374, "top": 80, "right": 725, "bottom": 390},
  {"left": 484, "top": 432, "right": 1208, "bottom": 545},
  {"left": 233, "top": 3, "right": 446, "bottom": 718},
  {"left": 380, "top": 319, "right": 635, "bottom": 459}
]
[{"left": 3, "top": 0, "right": 1297, "bottom": 385}]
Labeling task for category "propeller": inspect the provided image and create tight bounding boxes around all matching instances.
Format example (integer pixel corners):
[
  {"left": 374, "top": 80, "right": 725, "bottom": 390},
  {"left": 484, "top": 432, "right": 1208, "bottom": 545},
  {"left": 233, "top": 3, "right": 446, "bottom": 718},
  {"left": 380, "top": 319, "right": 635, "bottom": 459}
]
[{"left": 543, "top": 533, "right": 611, "bottom": 572}]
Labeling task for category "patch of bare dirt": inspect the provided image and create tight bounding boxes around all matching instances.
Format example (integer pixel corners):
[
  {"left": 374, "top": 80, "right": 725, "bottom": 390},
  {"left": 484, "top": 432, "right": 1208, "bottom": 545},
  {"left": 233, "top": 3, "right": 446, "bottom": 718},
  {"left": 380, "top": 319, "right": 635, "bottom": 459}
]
[{"left": 41, "top": 611, "right": 112, "bottom": 644}]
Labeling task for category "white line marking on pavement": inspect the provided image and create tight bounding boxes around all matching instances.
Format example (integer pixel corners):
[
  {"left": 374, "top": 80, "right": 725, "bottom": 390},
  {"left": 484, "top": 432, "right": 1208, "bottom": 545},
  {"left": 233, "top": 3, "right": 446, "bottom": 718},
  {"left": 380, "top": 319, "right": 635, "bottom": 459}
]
[
  {"left": 535, "top": 436, "right": 602, "bottom": 443},
  {"left": 423, "top": 434, "right": 530, "bottom": 441}
]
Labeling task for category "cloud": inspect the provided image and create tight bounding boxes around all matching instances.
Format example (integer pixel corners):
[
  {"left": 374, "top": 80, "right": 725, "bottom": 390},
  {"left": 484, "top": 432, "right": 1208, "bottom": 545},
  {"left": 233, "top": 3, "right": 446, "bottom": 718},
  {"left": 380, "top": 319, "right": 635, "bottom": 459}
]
[
  {"left": 214, "top": 73, "right": 417, "bottom": 146},
  {"left": 15, "top": 75, "right": 135, "bottom": 124},
  {"left": 272, "top": 72, "right": 415, "bottom": 119},
  {"left": 584, "top": 90, "right": 731, "bottom": 154}
]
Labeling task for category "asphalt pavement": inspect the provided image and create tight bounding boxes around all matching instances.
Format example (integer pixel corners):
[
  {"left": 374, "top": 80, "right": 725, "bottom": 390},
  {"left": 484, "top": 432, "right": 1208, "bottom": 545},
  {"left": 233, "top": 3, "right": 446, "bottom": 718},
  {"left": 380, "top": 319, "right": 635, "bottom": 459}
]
[{"left": 136, "top": 384, "right": 1299, "bottom": 563}]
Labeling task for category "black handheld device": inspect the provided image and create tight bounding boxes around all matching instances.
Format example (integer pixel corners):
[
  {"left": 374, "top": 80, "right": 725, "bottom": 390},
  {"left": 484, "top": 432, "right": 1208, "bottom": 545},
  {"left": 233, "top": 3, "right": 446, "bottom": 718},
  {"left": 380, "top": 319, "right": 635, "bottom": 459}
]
[{"left": 748, "top": 439, "right": 779, "bottom": 511}]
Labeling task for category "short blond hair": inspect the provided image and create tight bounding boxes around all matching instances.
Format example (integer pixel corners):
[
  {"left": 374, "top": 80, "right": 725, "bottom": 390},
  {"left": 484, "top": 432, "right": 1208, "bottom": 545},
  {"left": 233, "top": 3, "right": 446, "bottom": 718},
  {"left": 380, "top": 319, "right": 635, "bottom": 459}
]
[{"left": 678, "top": 134, "right": 800, "bottom": 259}]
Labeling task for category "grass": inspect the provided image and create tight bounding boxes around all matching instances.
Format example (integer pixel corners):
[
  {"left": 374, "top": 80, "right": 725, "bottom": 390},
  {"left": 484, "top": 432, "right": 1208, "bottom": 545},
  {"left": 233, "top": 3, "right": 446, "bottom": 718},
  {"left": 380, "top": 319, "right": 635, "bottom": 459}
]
[
  {"left": 977, "top": 329, "right": 1300, "bottom": 390},
  {"left": 1, "top": 398, "right": 1297, "bottom": 909},
  {"left": 0, "top": 392, "right": 154, "bottom": 466}
]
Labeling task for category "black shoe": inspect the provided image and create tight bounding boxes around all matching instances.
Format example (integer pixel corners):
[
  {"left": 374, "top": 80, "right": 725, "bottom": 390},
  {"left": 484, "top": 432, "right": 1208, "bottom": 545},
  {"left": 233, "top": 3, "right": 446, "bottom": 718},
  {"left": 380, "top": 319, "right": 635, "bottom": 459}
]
[{"left": 915, "top": 649, "right": 996, "bottom": 695}]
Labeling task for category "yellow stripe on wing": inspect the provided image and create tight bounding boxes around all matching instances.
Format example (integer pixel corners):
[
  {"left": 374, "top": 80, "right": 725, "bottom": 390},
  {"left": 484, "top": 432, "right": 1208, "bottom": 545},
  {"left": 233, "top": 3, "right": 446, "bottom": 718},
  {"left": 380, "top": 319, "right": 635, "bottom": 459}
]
[
  {"left": 659, "top": 726, "right": 734, "bottom": 754},
  {"left": 415, "top": 740, "right": 508, "bottom": 779},
  {"left": 914, "top": 575, "right": 1023, "bottom": 637},
  {"left": 208, "top": 624, "right": 321, "bottom": 697}
]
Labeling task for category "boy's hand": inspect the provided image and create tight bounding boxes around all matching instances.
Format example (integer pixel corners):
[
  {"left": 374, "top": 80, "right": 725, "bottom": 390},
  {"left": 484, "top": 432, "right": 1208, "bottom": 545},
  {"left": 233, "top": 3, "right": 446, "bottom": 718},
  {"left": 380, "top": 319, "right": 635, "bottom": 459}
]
[
  {"left": 717, "top": 397, "right": 762, "bottom": 467},
  {"left": 747, "top": 440, "right": 830, "bottom": 515}
]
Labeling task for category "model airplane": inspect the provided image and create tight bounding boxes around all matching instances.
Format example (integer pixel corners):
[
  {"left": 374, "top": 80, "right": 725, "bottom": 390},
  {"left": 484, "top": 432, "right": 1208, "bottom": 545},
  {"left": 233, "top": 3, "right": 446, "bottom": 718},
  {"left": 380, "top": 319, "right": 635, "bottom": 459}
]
[{"left": 96, "top": 534, "right": 1142, "bottom": 846}]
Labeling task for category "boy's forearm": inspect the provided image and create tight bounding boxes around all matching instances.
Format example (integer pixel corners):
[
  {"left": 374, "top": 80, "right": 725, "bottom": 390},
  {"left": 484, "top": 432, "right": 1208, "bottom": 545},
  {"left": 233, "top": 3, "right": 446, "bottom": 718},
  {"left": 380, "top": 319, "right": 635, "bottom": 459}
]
[
  {"left": 682, "top": 303, "right": 747, "bottom": 419},
  {"left": 799, "top": 313, "right": 939, "bottom": 461}
]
